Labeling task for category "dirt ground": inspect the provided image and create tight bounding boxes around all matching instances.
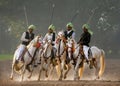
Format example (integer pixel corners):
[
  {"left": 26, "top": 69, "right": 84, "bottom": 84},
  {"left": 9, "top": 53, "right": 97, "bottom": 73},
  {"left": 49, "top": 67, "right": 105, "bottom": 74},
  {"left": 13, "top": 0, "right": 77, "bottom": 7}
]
[{"left": 0, "top": 59, "right": 120, "bottom": 86}]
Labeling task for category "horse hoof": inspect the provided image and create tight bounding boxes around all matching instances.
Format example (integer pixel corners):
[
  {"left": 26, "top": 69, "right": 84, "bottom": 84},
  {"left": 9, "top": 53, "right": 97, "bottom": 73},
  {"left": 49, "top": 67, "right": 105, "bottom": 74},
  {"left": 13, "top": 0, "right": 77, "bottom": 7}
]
[
  {"left": 10, "top": 77, "right": 13, "bottom": 80},
  {"left": 97, "top": 76, "right": 100, "bottom": 79},
  {"left": 28, "top": 75, "right": 31, "bottom": 79},
  {"left": 64, "top": 75, "right": 66, "bottom": 79},
  {"left": 74, "top": 77, "right": 79, "bottom": 81},
  {"left": 34, "top": 65, "right": 37, "bottom": 67},
  {"left": 45, "top": 74, "right": 48, "bottom": 78},
  {"left": 37, "top": 78, "right": 40, "bottom": 81},
  {"left": 58, "top": 78, "right": 62, "bottom": 81}
]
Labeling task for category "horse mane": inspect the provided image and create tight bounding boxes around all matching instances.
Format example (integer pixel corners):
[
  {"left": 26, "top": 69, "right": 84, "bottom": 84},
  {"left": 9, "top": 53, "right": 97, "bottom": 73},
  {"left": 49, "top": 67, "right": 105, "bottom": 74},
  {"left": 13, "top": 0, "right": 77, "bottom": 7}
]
[{"left": 27, "top": 36, "right": 39, "bottom": 49}]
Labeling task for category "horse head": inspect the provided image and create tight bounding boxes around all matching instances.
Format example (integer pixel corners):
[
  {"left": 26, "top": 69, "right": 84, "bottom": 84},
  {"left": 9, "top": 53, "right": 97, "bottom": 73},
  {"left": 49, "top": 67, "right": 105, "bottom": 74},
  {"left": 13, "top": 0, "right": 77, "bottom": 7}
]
[
  {"left": 55, "top": 31, "right": 66, "bottom": 57},
  {"left": 27, "top": 36, "right": 40, "bottom": 49}
]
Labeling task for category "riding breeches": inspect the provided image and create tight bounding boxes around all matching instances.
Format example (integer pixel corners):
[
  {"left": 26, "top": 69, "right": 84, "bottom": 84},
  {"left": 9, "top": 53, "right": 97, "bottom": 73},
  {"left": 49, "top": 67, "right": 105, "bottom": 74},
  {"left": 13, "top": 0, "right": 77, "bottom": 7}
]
[
  {"left": 15, "top": 44, "right": 26, "bottom": 60},
  {"left": 83, "top": 45, "right": 89, "bottom": 60}
]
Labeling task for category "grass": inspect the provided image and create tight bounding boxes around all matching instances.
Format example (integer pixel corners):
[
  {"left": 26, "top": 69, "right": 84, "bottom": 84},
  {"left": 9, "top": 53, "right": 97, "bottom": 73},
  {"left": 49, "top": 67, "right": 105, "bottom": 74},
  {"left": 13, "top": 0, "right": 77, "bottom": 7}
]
[{"left": 0, "top": 54, "right": 13, "bottom": 60}]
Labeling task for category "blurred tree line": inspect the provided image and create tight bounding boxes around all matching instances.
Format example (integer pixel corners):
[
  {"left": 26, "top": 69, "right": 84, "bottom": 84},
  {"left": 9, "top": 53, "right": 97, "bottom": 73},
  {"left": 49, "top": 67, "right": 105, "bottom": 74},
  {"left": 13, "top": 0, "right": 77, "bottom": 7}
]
[{"left": 0, "top": 0, "right": 120, "bottom": 58}]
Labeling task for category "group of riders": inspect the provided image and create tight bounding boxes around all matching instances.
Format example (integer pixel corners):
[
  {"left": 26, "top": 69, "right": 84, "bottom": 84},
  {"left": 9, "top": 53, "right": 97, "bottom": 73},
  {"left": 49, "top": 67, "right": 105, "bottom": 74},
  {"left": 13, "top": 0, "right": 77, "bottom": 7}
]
[{"left": 17, "top": 22, "right": 93, "bottom": 68}]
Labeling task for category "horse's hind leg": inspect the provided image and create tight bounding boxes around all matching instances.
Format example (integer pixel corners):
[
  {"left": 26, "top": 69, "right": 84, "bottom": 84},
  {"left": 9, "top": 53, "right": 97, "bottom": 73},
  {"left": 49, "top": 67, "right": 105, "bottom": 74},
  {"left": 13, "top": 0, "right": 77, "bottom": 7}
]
[
  {"left": 79, "top": 62, "right": 84, "bottom": 80},
  {"left": 93, "top": 60, "right": 100, "bottom": 79}
]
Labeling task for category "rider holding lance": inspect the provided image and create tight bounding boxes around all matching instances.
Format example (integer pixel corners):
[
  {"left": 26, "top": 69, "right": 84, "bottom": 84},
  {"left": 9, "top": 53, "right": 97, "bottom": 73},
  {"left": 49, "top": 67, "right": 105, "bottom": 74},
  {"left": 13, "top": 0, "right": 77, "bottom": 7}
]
[{"left": 77, "top": 24, "right": 93, "bottom": 63}]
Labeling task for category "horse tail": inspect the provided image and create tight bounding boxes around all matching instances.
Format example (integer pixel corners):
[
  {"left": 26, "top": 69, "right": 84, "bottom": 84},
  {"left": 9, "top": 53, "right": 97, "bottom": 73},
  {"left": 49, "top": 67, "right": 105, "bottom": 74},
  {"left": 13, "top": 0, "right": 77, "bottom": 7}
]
[{"left": 99, "top": 49, "right": 105, "bottom": 78}]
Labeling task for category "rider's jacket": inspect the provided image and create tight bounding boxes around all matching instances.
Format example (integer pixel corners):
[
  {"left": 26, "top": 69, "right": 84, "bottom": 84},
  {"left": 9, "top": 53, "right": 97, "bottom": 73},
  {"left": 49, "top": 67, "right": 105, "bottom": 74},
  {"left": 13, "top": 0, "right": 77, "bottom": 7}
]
[
  {"left": 21, "top": 31, "right": 34, "bottom": 46},
  {"left": 78, "top": 31, "right": 91, "bottom": 46},
  {"left": 64, "top": 30, "right": 75, "bottom": 40}
]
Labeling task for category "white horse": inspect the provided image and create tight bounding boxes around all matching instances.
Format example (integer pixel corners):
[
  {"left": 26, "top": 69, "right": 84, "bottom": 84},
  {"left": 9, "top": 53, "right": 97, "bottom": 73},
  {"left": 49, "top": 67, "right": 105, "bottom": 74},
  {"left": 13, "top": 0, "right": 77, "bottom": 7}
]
[
  {"left": 73, "top": 43, "right": 105, "bottom": 80},
  {"left": 37, "top": 41, "right": 53, "bottom": 81},
  {"left": 53, "top": 31, "right": 74, "bottom": 80},
  {"left": 10, "top": 36, "right": 40, "bottom": 81}
]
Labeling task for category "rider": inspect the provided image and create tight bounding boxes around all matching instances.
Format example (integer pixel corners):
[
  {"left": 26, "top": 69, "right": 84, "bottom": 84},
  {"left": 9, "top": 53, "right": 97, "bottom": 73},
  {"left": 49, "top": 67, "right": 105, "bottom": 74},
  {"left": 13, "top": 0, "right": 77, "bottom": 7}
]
[
  {"left": 18, "top": 24, "right": 35, "bottom": 61},
  {"left": 64, "top": 22, "right": 75, "bottom": 40},
  {"left": 64, "top": 22, "right": 75, "bottom": 63},
  {"left": 77, "top": 24, "right": 93, "bottom": 63},
  {"left": 43, "top": 24, "right": 56, "bottom": 59}
]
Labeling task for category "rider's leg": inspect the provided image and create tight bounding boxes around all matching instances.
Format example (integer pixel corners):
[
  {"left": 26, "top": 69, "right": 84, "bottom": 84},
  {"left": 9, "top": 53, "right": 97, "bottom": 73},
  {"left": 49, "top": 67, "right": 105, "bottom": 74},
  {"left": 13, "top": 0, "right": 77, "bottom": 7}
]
[
  {"left": 18, "top": 45, "right": 26, "bottom": 61},
  {"left": 83, "top": 45, "right": 89, "bottom": 61}
]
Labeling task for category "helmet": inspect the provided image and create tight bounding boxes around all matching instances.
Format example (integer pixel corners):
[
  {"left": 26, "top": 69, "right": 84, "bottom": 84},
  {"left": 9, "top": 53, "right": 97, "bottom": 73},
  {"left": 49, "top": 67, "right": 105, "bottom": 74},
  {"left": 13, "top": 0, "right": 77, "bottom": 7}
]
[
  {"left": 48, "top": 24, "right": 55, "bottom": 31},
  {"left": 66, "top": 22, "right": 73, "bottom": 28},
  {"left": 28, "top": 24, "right": 36, "bottom": 30}
]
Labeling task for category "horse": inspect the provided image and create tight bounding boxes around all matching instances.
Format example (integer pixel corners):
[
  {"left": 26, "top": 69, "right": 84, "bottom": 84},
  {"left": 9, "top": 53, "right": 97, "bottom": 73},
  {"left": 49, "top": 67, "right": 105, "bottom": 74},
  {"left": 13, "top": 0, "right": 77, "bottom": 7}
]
[
  {"left": 37, "top": 40, "right": 53, "bottom": 81},
  {"left": 10, "top": 36, "right": 40, "bottom": 81},
  {"left": 73, "top": 44, "right": 105, "bottom": 80},
  {"left": 53, "top": 31, "right": 74, "bottom": 80}
]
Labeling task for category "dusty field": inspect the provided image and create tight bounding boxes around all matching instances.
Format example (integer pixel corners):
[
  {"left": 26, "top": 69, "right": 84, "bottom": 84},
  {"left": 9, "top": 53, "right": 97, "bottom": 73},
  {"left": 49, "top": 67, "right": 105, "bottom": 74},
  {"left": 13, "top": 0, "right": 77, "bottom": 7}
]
[{"left": 0, "top": 59, "right": 120, "bottom": 86}]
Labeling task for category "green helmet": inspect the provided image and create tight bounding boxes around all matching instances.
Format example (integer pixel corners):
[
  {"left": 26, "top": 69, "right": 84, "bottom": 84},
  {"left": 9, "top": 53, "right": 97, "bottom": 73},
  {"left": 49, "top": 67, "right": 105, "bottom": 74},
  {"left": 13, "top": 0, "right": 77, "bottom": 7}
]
[
  {"left": 28, "top": 24, "right": 36, "bottom": 30},
  {"left": 82, "top": 24, "right": 93, "bottom": 35},
  {"left": 48, "top": 24, "right": 55, "bottom": 31},
  {"left": 66, "top": 22, "right": 73, "bottom": 28},
  {"left": 82, "top": 24, "right": 90, "bottom": 30}
]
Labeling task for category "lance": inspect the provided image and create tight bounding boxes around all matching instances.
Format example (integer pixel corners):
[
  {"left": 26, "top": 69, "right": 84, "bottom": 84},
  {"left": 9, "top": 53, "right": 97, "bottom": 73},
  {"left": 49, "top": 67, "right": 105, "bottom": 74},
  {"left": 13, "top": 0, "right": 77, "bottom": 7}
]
[
  {"left": 24, "top": 6, "right": 29, "bottom": 27},
  {"left": 70, "top": 10, "right": 79, "bottom": 23},
  {"left": 50, "top": 4, "right": 55, "bottom": 25},
  {"left": 87, "top": 7, "right": 98, "bottom": 24}
]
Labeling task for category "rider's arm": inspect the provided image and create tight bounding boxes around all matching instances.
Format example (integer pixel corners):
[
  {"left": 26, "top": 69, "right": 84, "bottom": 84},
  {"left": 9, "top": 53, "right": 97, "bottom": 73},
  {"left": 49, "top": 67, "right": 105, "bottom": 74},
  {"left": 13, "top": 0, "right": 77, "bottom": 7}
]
[
  {"left": 21, "top": 32, "right": 29, "bottom": 42},
  {"left": 72, "top": 32, "right": 75, "bottom": 39}
]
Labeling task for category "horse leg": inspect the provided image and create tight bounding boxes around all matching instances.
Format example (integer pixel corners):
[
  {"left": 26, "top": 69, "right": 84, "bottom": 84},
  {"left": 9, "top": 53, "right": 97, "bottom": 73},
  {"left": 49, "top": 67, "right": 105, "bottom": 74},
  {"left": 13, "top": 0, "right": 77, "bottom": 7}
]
[
  {"left": 45, "top": 58, "right": 51, "bottom": 78},
  {"left": 74, "top": 56, "right": 81, "bottom": 80},
  {"left": 93, "top": 60, "right": 100, "bottom": 80},
  {"left": 21, "top": 65, "right": 26, "bottom": 81},
  {"left": 55, "top": 57, "right": 63, "bottom": 80},
  {"left": 27, "top": 65, "right": 34, "bottom": 79},
  {"left": 10, "top": 62, "right": 15, "bottom": 80},
  {"left": 48, "top": 64, "right": 54, "bottom": 80},
  {"left": 79, "top": 62, "right": 84, "bottom": 80},
  {"left": 38, "top": 58, "right": 44, "bottom": 81},
  {"left": 38, "top": 66, "right": 42, "bottom": 81},
  {"left": 64, "top": 63, "right": 71, "bottom": 79}
]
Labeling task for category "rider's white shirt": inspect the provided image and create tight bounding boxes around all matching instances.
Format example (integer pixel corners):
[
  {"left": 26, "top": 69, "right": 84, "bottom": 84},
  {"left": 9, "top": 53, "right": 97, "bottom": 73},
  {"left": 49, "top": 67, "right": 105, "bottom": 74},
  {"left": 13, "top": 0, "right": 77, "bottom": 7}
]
[
  {"left": 67, "top": 30, "right": 75, "bottom": 39},
  {"left": 43, "top": 33, "right": 54, "bottom": 43},
  {"left": 21, "top": 32, "right": 29, "bottom": 42}
]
